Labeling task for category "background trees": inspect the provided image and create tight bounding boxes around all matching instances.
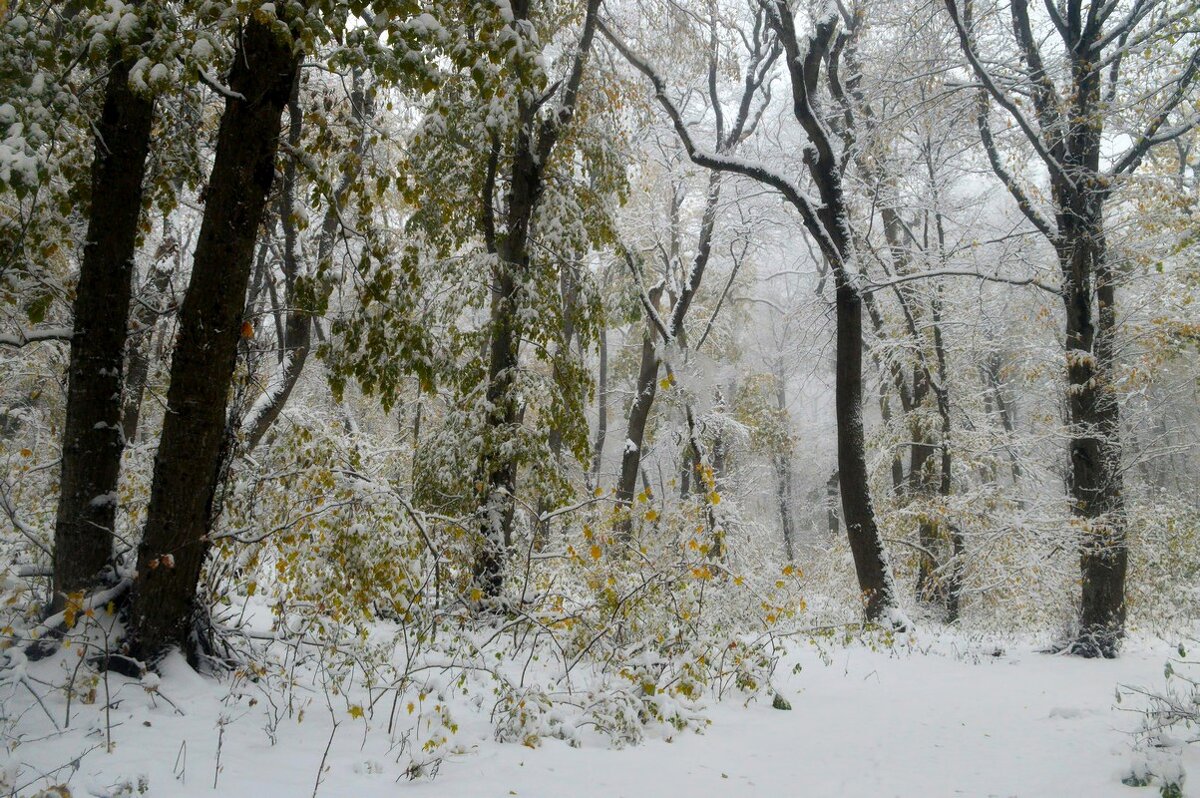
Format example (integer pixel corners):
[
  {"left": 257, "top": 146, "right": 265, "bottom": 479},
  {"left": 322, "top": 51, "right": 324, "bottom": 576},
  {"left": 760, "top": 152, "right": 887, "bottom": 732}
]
[{"left": 0, "top": 0, "right": 1197, "bottom": 689}]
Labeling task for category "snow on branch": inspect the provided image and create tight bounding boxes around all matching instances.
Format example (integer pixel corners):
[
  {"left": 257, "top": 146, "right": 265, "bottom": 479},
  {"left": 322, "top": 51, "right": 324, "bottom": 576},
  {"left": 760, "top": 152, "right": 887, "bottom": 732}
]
[
  {"left": 859, "top": 267, "right": 1061, "bottom": 297},
  {"left": 1109, "top": 46, "right": 1200, "bottom": 177},
  {"left": 0, "top": 327, "right": 72, "bottom": 348},
  {"left": 943, "top": 0, "right": 1077, "bottom": 191},
  {"left": 596, "top": 17, "right": 837, "bottom": 263}
]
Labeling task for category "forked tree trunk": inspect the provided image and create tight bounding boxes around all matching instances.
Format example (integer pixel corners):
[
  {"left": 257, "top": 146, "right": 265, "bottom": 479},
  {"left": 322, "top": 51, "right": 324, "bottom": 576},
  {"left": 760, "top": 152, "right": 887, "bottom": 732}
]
[
  {"left": 242, "top": 72, "right": 372, "bottom": 453},
  {"left": 473, "top": 0, "right": 601, "bottom": 599},
  {"left": 1057, "top": 42, "right": 1125, "bottom": 658},
  {"left": 52, "top": 31, "right": 155, "bottom": 609},
  {"left": 128, "top": 14, "right": 300, "bottom": 660}
]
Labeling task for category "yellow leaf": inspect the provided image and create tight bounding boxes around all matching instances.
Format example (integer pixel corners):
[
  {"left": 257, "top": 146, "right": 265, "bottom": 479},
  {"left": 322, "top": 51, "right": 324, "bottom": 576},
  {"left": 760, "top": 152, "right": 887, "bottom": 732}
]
[
  {"left": 589, "top": 544, "right": 602, "bottom": 560},
  {"left": 644, "top": 509, "right": 658, "bottom": 522},
  {"left": 470, "top": 588, "right": 482, "bottom": 603},
  {"left": 348, "top": 704, "right": 364, "bottom": 719}
]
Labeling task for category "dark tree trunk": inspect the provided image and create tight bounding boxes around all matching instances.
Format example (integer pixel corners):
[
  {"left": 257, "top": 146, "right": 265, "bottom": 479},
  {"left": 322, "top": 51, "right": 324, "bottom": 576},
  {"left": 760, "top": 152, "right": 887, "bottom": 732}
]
[
  {"left": 777, "top": 6, "right": 900, "bottom": 623},
  {"left": 1057, "top": 42, "right": 1125, "bottom": 658},
  {"left": 52, "top": 36, "right": 155, "bottom": 609},
  {"left": 834, "top": 276, "right": 898, "bottom": 621},
  {"left": 128, "top": 15, "right": 300, "bottom": 660},
  {"left": 616, "top": 326, "right": 659, "bottom": 527},
  {"left": 607, "top": 3, "right": 901, "bottom": 620},
  {"left": 943, "top": 0, "right": 1146, "bottom": 656},
  {"left": 1062, "top": 226, "right": 1126, "bottom": 656}
]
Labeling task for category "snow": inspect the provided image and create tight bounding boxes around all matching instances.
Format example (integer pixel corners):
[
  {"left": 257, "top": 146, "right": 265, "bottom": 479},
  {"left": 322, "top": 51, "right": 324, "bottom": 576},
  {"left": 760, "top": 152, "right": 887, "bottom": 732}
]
[{"left": 8, "top": 635, "right": 1191, "bottom": 796}]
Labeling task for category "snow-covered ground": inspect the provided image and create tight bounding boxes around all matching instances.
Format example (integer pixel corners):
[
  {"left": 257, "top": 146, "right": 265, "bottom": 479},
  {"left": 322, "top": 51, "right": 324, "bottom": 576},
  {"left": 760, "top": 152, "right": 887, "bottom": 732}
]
[{"left": 6, "top": 634, "right": 1190, "bottom": 797}]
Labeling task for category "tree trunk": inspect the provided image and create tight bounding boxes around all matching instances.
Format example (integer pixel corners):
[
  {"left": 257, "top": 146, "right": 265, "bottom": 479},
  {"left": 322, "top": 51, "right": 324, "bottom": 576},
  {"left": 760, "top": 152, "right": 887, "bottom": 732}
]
[
  {"left": 52, "top": 34, "right": 154, "bottom": 609},
  {"left": 826, "top": 470, "right": 840, "bottom": 538},
  {"left": 1060, "top": 48, "right": 1126, "bottom": 657},
  {"left": 615, "top": 326, "right": 659, "bottom": 531},
  {"left": 774, "top": 376, "right": 796, "bottom": 561},
  {"left": 774, "top": 455, "right": 795, "bottom": 562},
  {"left": 1062, "top": 229, "right": 1126, "bottom": 656},
  {"left": 128, "top": 15, "right": 300, "bottom": 661},
  {"left": 589, "top": 324, "right": 607, "bottom": 489},
  {"left": 473, "top": 0, "right": 601, "bottom": 600},
  {"left": 910, "top": 371, "right": 941, "bottom": 605},
  {"left": 834, "top": 276, "right": 900, "bottom": 622}
]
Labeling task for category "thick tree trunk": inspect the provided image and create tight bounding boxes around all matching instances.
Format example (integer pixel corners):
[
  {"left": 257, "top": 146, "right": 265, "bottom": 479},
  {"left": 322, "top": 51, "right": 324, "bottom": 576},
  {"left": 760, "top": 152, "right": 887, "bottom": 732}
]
[
  {"left": 128, "top": 15, "right": 300, "bottom": 660},
  {"left": 1063, "top": 233, "right": 1126, "bottom": 656},
  {"left": 52, "top": 38, "right": 154, "bottom": 609},
  {"left": 1059, "top": 50, "right": 1126, "bottom": 657},
  {"left": 473, "top": 0, "right": 601, "bottom": 600},
  {"left": 834, "top": 276, "right": 899, "bottom": 622},
  {"left": 475, "top": 262, "right": 522, "bottom": 598}
]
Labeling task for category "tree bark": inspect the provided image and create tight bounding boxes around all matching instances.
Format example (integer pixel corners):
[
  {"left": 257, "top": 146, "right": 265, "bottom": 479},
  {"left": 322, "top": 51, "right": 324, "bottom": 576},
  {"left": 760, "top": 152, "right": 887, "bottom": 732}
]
[
  {"left": 616, "top": 319, "right": 660, "bottom": 526},
  {"left": 52, "top": 31, "right": 154, "bottom": 609},
  {"left": 589, "top": 324, "right": 607, "bottom": 489},
  {"left": 128, "top": 14, "right": 300, "bottom": 660},
  {"left": 773, "top": 374, "right": 796, "bottom": 561},
  {"left": 834, "top": 276, "right": 898, "bottom": 621},
  {"left": 1056, "top": 33, "right": 1125, "bottom": 658}
]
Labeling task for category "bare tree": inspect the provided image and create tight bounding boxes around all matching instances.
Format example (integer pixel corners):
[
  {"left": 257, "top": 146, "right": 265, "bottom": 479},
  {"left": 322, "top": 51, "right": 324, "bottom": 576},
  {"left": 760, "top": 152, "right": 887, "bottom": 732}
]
[
  {"left": 945, "top": 0, "right": 1200, "bottom": 655},
  {"left": 602, "top": 1, "right": 905, "bottom": 623}
]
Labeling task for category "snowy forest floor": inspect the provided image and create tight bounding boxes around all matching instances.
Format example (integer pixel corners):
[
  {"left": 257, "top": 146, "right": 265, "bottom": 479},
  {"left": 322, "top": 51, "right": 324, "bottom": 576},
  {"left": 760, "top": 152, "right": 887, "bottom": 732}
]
[{"left": 7, "top": 630, "right": 1194, "bottom": 797}]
